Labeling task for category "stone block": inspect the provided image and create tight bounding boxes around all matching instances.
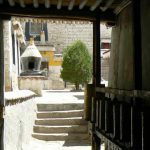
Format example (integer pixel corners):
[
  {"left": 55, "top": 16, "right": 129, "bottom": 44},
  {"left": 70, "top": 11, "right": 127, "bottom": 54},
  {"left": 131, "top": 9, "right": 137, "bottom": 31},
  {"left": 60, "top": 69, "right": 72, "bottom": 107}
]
[{"left": 18, "top": 76, "right": 45, "bottom": 96}]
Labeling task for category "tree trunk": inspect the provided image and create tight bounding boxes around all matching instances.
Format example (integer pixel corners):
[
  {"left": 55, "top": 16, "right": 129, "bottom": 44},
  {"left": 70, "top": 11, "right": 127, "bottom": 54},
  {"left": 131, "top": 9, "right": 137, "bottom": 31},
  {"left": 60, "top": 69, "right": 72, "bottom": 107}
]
[{"left": 75, "top": 83, "right": 79, "bottom": 90}]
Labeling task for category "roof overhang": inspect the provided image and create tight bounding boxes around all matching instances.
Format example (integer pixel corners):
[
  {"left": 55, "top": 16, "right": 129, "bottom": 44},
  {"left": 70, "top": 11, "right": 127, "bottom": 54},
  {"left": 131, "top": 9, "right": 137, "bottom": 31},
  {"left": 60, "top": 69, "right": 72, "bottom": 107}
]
[{"left": 0, "top": 0, "right": 130, "bottom": 23}]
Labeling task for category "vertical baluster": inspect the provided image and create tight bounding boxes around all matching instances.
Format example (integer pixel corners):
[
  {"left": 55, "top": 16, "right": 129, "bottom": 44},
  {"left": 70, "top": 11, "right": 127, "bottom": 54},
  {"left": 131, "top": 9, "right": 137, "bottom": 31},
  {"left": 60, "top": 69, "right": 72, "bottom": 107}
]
[
  {"left": 113, "top": 98, "right": 120, "bottom": 139},
  {"left": 120, "top": 102, "right": 131, "bottom": 143},
  {"left": 131, "top": 98, "right": 142, "bottom": 150},
  {"left": 105, "top": 98, "right": 108, "bottom": 132},
  {"left": 120, "top": 102, "right": 123, "bottom": 141},
  {"left": 124, "top": 103, "right": 131, "bottom": 142},
  {"left": 96, "top": 99, "right": 99, "bottom": 127},
  {"left": 98, "top": 99, "right": 102, "bottom": 130},
  {"left": 105, "top": 97, "right": 113, "bottom": 134},
  {"left": 99, "top": 98, "right": 105, "bottom": 130},
  {"left": 141, "top": 111, "right": 144, "bottom": 150},
  {"left": 142, "top": 107, "right": 149, "bottom": 150},
  {"left": 91, "top": 97, "right": 96, "bottom": 123}
]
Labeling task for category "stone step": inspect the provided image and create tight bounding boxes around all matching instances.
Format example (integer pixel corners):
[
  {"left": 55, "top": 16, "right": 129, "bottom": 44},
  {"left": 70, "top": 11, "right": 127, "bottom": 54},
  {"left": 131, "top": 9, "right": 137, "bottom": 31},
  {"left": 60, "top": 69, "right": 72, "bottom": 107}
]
[
  {"left": 37, "top": 110, "right": 84, "bottom": 118},
  {"left": 37, "top": 103, "right": 84, "bottom": 111},
  {"left": 32, "top": 133, "right": 90, "bottom": 141},
  {"left": 33, "top": 125, "right": 88, "bottom": 133},
  {"left": 35, "top": 117, "right": 87, "bottom": 125}
]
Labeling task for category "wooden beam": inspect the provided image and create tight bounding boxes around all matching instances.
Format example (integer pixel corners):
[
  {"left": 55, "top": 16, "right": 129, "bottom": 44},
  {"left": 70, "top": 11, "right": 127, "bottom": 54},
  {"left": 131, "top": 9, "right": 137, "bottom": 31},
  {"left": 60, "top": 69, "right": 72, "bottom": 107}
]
[
  {"left": 8, "top": 0, "right": 15, "bottom": 6},
  {"left": 33, "top": 0, "right": 39, "bottom": 8},
  {"left": 79, "top": 0, "right": 88, "bottom": 10},
  {"left": 0, "top": 5, "right": 116, "bottom": 22},
  {"left": 114, "top": 0, "right": 131, "bottom": 15},
  {"left": 132, "top": 0, "right": 142, "bottom": 149},
  {"left": 19, "top": 0, "right": 25, "bottom": 8},
  {"left": 57, "top": 0, "right": 62, "bottom": 9},
  {"left": 68, "top": 0, "right": 75, "bottom": 10},
  {"left": 45, "top": 0, "right": 50, "bottom": 8},
  {"left": 100, "top": 0, "right": 114, "bottom": 11},
  {"left": 90, "top": 0, "right": 102, "bottom": 11}
]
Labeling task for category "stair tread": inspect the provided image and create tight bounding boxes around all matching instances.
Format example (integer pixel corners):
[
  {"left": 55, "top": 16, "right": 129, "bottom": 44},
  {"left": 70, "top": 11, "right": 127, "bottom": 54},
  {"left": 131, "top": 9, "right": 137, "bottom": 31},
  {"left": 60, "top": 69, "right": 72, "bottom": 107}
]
[
  {"left": 37, "top": 110, "right": 84, "bottom": 113},
  {"left": 34, "top": 125, "right": 87, "bottom": 127},
  {"left": 37, "top": 103, "right": 84, "bottom": 105},
  {"left": 32, "top": 133, "right": 89, "bottom": 136},
  {"left": 36, "top": 117, "right": 84, "bottom": 120},
  {"left": 33, "top": 102, "right": 89, "bottom": 141}
]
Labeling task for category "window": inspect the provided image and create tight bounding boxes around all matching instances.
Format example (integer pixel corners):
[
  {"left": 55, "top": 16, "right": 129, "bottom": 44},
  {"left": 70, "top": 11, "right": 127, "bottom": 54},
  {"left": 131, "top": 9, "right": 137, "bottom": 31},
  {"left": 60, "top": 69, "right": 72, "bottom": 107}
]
[
  {"left": 25, "top": 22, "right": 48, "bottom": 41},
  {"left": 12, "top": 34, "right": 15, "bottom": 65},
  {"left": 30, "top": 22, "right": 42, "bottom": 35},
  {"left": 101, "top": 42, "right": 111, "bottom": 49}
]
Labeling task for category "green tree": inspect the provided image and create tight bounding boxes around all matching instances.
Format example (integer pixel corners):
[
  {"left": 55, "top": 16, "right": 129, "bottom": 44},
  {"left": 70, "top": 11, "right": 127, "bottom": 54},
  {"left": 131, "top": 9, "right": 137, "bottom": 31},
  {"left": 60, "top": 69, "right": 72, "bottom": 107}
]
[{"left": 61, "top": 40, "right": 92, "bottom": 90}]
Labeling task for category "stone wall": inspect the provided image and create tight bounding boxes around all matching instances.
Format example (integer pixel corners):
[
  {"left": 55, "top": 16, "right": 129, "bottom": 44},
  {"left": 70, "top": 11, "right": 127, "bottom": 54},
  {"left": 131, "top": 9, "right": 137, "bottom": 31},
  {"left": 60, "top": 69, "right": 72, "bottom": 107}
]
[
  {"left": 4, "top": 90, "right": 37, "bottom": 150},
  {"left": 101, "top": 58, "right": 110, "bottom": 81},
  {"left": 47, "top": 22, "right": 93, "bottom": 54},
  {"left": 42, "top": 66, "right": 64, "bottom": 90},
  {"left": 18, "top": 76, "right": 45, "bottom": 96}
]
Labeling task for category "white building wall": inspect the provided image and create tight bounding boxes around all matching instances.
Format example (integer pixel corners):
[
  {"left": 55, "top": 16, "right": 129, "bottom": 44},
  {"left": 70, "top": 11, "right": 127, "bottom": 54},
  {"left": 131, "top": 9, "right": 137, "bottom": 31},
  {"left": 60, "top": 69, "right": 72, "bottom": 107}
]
[
  {"left": 4, "top": 20, "right": 13, "bottom": 91},
  {"left": 4, "top": 93, "right": 37, "bottom": 150}
]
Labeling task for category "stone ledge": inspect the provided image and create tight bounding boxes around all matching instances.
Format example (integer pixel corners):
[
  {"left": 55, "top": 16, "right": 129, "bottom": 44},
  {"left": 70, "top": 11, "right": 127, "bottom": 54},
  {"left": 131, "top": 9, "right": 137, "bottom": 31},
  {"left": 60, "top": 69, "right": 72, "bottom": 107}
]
[
  {"left": 5, "top": 90, "right": 37, "bottom": 106},
  {"left": 18, "top": 76, "right": 48, "bottom": 80}
]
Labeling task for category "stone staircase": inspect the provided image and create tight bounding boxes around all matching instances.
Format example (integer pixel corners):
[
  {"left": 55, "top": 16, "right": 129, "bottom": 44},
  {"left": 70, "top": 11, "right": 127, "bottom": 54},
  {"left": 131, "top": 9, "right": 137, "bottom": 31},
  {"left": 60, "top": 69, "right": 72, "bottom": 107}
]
[{"left": 32, "top": 103, "right": 90, "bottom": 141}]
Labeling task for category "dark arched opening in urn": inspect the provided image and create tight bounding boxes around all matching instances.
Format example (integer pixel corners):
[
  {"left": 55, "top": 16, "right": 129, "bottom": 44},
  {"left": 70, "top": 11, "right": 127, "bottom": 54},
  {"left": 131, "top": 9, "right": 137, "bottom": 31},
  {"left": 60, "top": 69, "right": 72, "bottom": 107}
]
[{"left": 28, "top": 62, "right": 35, "bottom": 70}]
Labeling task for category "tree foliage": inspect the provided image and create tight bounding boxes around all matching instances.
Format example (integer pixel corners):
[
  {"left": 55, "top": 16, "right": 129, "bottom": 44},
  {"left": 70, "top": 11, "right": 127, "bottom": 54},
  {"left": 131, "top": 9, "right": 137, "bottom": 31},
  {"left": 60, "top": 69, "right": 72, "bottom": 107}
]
[{"left": 61, "top": 40, "right": 92, "bottom": 89}]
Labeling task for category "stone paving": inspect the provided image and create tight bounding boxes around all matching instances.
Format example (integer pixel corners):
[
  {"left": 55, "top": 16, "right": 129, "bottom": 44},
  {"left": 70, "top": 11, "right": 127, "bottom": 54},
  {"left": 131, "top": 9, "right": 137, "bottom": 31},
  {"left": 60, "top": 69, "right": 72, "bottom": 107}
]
[
  {"left": 26, "top": 90, "right": 92, "bottom": 150},
  {"left": 26, "top": 138, "right": 91, "bottom": 150}
]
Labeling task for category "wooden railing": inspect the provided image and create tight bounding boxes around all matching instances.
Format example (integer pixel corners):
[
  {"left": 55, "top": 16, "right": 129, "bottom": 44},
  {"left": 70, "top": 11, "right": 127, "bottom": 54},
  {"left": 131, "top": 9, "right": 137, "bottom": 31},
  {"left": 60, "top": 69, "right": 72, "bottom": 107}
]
[{"left": 87, "top": 85, "right": 149, "bottom": 150}]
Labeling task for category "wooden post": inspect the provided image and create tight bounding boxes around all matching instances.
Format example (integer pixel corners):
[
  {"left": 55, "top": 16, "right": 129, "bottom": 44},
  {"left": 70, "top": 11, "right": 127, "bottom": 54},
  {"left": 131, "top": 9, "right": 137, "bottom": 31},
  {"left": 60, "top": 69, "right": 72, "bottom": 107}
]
[
  {"left": 92, "top": 15, "right": 101, "bottom": 150},
  {"left": 92, "top": 134, "right": 101, "bottom": 150},
  {"left": 133, "top": 0, "right": 142, "bottom": 90},
  {"left": 132, "top": 0, "right": 143, "bottom": 149},
  {"left": 0, "top": 16, "right": 5, "bottom": 150},
  {"left": 93, "top": 16, "right": 100, "bottom": 87}
]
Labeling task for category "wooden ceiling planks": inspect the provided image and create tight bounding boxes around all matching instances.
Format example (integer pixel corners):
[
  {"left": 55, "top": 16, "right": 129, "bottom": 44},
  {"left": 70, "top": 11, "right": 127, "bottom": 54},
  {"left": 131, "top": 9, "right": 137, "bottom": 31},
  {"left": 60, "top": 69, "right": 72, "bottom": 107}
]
[
  {"left": 44, "top": 0, "right": 50, "bottom": 8},
  {"left": 57, "top": 0, "right": 62, "bottom": 9},
  {"left": 4, "top": 0, "right": 119, "bottom": 10},
  {"left": 0, "top": 0, "right": 125, "bottom": 22},
  {"left": 79, "top": 0, "right": 88, "bottom": 10},
  {"left": 90, "top": 0, "right": 103, "bottom": 11}
]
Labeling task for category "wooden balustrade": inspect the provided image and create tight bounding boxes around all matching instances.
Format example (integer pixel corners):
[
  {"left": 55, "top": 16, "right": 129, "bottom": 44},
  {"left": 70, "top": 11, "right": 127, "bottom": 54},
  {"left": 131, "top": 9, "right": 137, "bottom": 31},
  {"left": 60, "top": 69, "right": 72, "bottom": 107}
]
[{"left": 88, "top": 86, "right": 146, "bottom": 150}]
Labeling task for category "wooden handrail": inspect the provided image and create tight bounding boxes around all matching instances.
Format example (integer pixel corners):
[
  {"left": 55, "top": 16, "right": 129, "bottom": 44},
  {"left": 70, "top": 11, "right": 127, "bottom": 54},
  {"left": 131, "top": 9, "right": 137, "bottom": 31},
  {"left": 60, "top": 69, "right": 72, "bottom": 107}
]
[{"left": 96, "top": 87, "right": 150, "bottom": 98}]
